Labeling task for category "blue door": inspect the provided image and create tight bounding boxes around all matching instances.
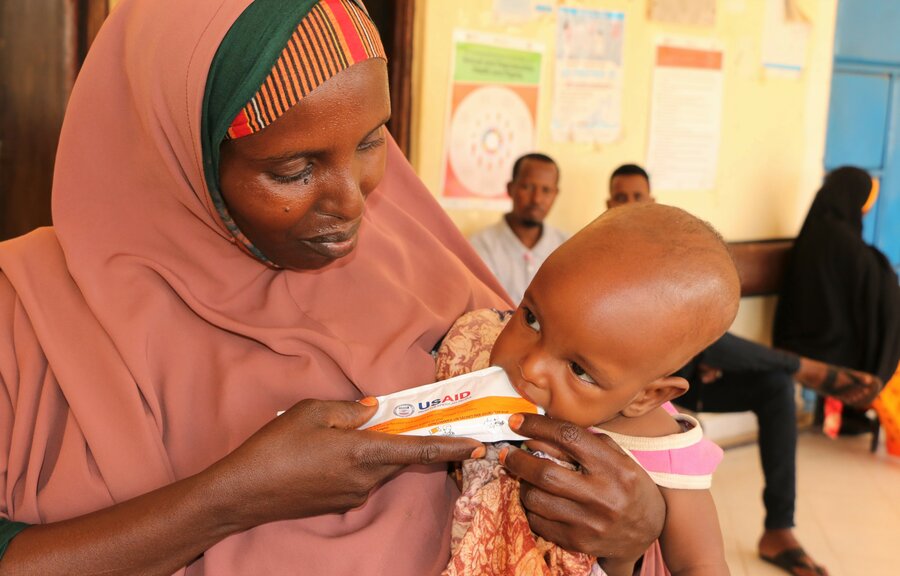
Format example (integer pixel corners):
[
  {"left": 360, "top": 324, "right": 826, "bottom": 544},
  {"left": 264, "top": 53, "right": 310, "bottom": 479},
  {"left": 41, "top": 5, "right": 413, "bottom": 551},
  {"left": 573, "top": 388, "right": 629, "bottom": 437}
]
[{"left": 825, "top": 0, "right": 900, "bottom": 271}]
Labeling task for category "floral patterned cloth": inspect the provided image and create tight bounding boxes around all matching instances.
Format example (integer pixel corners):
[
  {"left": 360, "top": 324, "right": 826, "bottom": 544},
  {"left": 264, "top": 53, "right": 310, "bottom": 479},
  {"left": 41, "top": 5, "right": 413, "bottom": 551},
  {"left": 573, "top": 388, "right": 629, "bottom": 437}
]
[
  {"left": 437, "top": 309, "right": 597, "bottom": 576},
  {"left": 435, "top": 309, "right": 512, "bottom": 387},
  {"left": 442, "top": 443, "right": 598, "bottom": 576}
]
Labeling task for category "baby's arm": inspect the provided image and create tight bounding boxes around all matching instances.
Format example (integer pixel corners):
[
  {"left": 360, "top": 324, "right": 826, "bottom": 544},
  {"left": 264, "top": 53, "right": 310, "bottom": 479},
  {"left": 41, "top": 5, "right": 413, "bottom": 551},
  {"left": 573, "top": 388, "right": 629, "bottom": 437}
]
[{"left": 658, "top": 487, "right": 730, "bottom": 576}]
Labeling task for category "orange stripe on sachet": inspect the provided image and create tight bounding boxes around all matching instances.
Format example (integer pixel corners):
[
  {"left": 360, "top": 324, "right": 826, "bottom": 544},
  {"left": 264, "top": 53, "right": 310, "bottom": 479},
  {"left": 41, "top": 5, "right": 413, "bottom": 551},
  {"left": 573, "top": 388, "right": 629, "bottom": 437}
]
[{"left": 366, "top": 397, "right": 540, "bottom": 435}]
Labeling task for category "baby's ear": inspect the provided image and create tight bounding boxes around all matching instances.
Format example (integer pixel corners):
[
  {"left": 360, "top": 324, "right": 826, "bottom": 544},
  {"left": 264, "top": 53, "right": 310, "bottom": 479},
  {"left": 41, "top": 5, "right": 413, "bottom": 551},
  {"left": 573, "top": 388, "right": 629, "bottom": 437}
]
[{"left": 621, "top": 376, "right": 689, "bottom": 418}]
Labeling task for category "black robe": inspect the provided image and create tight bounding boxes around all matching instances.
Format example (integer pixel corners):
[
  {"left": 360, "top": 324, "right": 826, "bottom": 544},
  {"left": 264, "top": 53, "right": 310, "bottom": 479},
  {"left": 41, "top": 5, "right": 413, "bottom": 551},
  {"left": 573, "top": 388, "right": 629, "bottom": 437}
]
[{"left": 773, "top": 166, "right": 900, "bottom": 383}]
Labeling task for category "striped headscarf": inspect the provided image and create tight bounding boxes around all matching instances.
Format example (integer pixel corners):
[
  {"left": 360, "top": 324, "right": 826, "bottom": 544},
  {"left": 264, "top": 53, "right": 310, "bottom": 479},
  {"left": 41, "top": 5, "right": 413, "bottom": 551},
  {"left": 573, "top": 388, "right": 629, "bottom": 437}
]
[{"left": 227, "top": 0, "right": 385, "bottom": 139}]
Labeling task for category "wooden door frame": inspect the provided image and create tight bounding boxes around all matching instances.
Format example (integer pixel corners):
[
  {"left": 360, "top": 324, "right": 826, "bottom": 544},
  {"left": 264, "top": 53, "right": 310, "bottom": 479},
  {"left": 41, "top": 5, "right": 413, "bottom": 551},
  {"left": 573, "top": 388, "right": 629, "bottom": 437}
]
[
  {"left": 0, "top": 0, "right": 107, "bottom": 240},
  {"left": 78, "top": 0, "right": 109, "bottom": 67},
  {"left": 387, "top": 0, "right": 415, "bottom": 158}
]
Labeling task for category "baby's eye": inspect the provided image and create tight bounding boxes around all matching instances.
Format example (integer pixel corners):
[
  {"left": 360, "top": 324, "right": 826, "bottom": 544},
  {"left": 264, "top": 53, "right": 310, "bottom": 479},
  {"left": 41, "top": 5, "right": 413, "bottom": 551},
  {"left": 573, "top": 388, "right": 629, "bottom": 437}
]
[
  {"left": 523, "top": 307, "right": 541, "bottom": 332},
  {"left": 570, "top": 362, "right": 596, "bottom": 384}
]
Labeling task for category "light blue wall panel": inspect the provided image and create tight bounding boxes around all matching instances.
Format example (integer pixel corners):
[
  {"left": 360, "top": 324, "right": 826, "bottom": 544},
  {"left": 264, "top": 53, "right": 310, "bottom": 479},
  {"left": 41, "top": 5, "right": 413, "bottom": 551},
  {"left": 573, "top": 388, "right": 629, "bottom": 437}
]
[
  {"left": 824, "top": 72, "right": 890, "bottom": 171},
  {"left": 827, "top": 0, "right": 900, "bottom": 271},
  {"left": 835, "top": 0, "right": 900, "bottom": 64}
]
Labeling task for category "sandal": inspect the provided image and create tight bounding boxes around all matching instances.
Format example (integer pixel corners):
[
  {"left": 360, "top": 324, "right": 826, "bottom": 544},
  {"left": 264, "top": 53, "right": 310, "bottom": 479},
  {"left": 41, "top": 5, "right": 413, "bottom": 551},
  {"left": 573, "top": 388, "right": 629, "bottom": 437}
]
[
  {"left": 819, "top": 366, "right": 883, "bottom": 409},
  {"left": 760, "top": 548, "right": 828, "bottom": 576}
]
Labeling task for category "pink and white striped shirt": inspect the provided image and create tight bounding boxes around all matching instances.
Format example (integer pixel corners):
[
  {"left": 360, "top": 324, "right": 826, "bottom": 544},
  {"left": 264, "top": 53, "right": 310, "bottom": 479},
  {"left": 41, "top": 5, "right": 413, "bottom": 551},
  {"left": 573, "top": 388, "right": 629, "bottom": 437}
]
[{"left": 589, "top": 402, "right": 723, "bottom": 490}]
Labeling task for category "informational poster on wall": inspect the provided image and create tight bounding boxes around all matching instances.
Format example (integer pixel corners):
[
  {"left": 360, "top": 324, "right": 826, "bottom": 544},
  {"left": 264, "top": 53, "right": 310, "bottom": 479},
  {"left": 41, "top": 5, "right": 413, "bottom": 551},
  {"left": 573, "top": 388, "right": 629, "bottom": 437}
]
[
  {"left": 646, "top": 39, "right": 724, "bottom": 192},
  {"left": 648, "top": 0, "right": 715, "bottom": 27},
  {"left": 551, "top": 7, "right": 624, "bottom": 144},
  {"left": 761, "top": 0, "right": 810, "bottom": 76},
  {"left": 491, "top": 0, "right": 554, "bottom": 25},
  {"left": 441, "top": 30, "right": 544, "bottom": 210}
]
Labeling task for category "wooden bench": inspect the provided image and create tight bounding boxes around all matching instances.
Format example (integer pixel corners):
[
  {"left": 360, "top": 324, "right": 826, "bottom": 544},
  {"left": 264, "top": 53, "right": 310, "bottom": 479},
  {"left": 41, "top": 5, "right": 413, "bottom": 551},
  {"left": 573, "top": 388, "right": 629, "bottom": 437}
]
[{"left": 727, "top": 238, "right": 793, "bottom": 297}]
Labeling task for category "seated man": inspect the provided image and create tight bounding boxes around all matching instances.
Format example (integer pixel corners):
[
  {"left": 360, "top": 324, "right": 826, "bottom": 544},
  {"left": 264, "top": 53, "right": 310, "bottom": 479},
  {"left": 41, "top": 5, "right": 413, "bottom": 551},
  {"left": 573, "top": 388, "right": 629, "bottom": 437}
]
[
  {"left": 469, "top": 153, "right": 568, "bottom": 304},
  {"left": 607, "top": 163, "right": 881, "bottom": 576}
]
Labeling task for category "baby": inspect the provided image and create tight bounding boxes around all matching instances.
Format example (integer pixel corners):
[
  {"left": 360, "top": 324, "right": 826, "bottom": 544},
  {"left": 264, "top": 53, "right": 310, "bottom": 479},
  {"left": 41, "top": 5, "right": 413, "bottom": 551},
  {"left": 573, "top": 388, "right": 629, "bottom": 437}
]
[{"left": 440, "top": 203, "right": 739, "bottom": 576}]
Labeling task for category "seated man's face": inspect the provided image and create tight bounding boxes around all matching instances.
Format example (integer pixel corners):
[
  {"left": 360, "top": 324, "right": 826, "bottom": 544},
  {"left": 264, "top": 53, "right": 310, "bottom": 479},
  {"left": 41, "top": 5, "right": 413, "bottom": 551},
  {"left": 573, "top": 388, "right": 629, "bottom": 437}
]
[
  {"left": 608, "top": 174, "right": 652, "bottom": 209},
  {"left": 507, "top": 159, "right": 559, "bottom": 227}
]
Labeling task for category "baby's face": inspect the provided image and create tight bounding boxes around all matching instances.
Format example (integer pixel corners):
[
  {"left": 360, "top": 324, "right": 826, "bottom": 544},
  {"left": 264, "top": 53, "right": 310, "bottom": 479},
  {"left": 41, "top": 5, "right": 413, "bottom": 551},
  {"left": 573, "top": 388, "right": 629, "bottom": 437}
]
[
  {"left": 489, "top": 265, "right": 673, "bottom": 428},
  {"left": 490, "top": 303, "right": 646, "bottom": 428},
  {"left": 489, "top": 203, "right": 739, "bottom": 429}
]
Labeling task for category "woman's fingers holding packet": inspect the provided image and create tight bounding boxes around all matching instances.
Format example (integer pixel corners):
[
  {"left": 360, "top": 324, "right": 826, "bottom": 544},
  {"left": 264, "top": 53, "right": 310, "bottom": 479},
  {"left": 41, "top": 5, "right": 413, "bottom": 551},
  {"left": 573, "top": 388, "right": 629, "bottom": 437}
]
[{"left": 501, "top": 413, "right": 665, "bottom": 560}]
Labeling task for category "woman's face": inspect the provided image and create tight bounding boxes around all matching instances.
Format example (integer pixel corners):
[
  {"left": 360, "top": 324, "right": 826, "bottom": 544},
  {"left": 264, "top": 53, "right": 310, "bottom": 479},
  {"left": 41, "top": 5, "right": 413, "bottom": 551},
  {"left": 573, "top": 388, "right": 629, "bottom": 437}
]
[{"left": 219, "top": 59, "right": 390, "bottom": 270}]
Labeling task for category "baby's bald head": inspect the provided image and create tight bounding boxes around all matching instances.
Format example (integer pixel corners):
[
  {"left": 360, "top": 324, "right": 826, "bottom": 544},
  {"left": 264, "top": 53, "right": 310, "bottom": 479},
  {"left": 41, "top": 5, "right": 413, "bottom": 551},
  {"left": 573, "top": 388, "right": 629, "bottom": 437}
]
[{"left": 536, "top": 203, "right": 740, "bottom": 379}]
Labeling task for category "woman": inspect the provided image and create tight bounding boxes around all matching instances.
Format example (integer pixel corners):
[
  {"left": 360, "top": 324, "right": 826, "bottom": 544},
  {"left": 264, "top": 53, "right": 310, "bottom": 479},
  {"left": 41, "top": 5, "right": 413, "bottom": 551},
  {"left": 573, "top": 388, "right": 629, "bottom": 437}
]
[
  {"left": 0, "top": 1, "right": 665, "bottom": 574},
  {"left": 774, "top": 166, "right": 900, "bottom": 438}
]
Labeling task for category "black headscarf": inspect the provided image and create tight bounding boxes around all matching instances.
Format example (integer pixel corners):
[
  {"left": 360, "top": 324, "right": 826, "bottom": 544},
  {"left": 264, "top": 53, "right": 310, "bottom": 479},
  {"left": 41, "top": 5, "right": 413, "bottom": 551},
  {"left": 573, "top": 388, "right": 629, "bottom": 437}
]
[{"left": 774, "top": 166, "right": 900, "bottom": 381}]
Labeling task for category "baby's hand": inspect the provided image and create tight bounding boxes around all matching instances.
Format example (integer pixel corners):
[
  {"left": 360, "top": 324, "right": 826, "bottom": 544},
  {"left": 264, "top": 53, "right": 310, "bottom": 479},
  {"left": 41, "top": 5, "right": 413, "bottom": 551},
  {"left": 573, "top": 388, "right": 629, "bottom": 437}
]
[{"left": 522, "top": 439, "right": 577, "bottom": 468}]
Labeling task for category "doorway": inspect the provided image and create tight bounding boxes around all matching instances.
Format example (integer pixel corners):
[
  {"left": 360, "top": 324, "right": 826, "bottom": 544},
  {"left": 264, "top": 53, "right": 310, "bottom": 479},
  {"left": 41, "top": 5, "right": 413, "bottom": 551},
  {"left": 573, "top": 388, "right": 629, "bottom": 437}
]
[
  {"left": 0, "top": 0, "right": 107, "bottom": 241},
  {"left": 359, "top": 0, "right": 416, "bottom": 158},
  {"left": 824, "top": 0, "right": 900, "bottom": 271}
]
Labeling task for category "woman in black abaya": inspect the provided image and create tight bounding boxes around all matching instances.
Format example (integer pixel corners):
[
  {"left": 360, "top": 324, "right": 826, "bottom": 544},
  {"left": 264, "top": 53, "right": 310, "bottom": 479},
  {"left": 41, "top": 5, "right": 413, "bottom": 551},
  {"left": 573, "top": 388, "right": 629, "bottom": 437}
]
[{"left": 774, "top": 166, "right": 900, "bottom": 442}]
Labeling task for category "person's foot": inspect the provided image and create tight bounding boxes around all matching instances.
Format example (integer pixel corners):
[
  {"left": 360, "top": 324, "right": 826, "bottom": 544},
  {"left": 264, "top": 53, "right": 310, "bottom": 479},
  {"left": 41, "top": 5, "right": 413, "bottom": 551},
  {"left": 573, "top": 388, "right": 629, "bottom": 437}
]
[
  {"left": 794, "top": 357, "right": 883, "bottom": 408},
  {"left": 759, "top": 529, "right": 829, "bottom": 575}
]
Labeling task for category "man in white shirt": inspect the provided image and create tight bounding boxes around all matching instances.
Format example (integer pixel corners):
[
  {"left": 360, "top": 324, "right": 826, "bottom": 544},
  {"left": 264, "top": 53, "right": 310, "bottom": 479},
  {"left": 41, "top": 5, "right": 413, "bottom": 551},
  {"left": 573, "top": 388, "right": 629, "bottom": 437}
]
[{"left": 469, "top": 153, "right": 568, "bottom": 303}]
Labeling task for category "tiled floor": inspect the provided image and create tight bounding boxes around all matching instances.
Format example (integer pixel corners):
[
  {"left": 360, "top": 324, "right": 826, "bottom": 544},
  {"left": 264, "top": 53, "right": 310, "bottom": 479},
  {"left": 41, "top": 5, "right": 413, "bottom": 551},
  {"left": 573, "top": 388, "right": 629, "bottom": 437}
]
[{"left": 712, "top": 431, "right": 900, "bottom": 576}]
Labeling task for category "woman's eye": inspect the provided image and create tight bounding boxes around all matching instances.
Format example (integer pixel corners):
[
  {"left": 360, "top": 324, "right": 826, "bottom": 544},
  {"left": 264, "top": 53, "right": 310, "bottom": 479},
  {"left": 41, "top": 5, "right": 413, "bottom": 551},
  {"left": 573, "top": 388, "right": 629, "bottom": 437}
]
[
  {"left": 271, "top": 163, "right": 313, "bottom": 185},
  {"left": 358, "top": 132, "right": 386, "bottom": 152},
  {"left": 358, "top": 137, "right": 385, "bottom": 151},
  {"left": 523, "top": 307, "right": 540, "bottom": 331},
  {"left": 570, "top": 362, "right": 596, "bottom": 384}
]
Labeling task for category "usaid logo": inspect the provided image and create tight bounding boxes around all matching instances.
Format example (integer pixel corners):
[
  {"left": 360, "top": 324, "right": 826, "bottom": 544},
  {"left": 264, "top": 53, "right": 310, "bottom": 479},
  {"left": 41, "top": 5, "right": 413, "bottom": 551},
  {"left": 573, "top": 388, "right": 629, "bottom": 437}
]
[
  {"left": 393, "top": 403, "right": 415, "bottom": 417},
  {"left": 417, "top": 391, "right": 471, "bottom": 412}
]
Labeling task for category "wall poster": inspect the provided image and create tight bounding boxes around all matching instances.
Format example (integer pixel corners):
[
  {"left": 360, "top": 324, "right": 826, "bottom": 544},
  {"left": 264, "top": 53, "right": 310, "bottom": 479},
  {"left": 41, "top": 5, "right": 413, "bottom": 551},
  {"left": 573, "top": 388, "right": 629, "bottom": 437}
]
[
  {"left": 646, "top": 39, "right": 724, "bottom": 192},
  {"left": 551, "top": 7, "right": 625, "bottom": 144},
  {"left": 441, "top": 30, "right": 544, "bottom": 209}
]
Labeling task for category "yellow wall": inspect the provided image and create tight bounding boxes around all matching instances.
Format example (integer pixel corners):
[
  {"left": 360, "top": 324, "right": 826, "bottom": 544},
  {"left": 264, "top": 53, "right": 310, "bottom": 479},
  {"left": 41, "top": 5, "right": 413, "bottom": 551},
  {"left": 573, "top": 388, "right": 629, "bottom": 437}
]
[{"left": 411, "top": 0, "right": 837, "bottom": 341}]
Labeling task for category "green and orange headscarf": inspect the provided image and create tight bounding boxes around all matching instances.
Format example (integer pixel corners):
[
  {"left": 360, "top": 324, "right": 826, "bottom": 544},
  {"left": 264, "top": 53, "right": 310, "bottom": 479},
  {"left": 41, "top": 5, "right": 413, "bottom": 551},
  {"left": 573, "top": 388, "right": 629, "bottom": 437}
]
[{"left": 226, "top": 0, "right": 384, "bottom": 139}]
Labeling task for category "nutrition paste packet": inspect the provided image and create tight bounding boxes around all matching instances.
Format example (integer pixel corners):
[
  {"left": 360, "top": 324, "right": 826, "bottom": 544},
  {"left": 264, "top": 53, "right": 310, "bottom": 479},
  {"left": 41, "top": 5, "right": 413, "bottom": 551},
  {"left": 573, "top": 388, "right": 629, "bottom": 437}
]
[{"left": 359, "top": 366, "right": 544, "bottom": 442}]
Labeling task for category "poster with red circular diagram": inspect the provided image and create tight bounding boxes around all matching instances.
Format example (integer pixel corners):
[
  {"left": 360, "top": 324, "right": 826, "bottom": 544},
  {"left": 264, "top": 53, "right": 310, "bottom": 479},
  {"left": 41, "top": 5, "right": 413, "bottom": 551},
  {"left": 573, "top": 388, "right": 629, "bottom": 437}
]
[{"left": 442, "top": 31, "right": 543, "bottom": 209}]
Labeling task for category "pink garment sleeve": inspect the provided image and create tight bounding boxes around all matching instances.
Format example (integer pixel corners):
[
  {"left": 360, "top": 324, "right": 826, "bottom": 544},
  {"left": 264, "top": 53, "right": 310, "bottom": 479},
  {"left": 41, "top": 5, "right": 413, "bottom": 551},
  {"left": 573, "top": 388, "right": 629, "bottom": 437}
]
[
  {"left": 648, "top": 402, "right": 723, "bottom": 478},
  {"left": 628, "top": 438, "right": 723, "bottom": 481},
  {"left": 592, "top": 406, "right": 723, "bottom": 490}
]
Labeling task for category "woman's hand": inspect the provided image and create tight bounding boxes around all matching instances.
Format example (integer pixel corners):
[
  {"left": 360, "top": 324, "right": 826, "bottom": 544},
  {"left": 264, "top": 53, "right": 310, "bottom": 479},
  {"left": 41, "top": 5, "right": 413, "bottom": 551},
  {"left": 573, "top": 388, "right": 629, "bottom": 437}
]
[
  {"left": 0, "top": 398, "right": 481, "bottom": 576},
  {"left": 209, "top": 397, "right": 484, "bottom": 529},
  {"left": 500, "top": 413, "right": 665, "bottom": 568}
]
